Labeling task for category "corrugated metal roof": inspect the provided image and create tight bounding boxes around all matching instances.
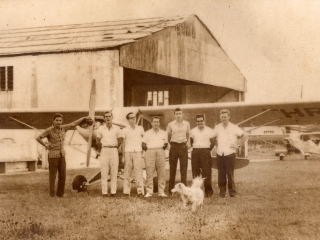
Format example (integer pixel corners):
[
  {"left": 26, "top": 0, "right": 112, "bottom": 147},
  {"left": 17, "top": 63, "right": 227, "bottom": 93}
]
[{"left": 0, "top": 15, "right": 190, "bottom": 57}]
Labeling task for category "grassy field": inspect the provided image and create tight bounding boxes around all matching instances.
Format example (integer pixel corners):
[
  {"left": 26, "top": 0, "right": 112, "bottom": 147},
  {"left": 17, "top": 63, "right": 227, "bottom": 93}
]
[{"left": 1, "top": 158, "right": 320, "bottom": 240}]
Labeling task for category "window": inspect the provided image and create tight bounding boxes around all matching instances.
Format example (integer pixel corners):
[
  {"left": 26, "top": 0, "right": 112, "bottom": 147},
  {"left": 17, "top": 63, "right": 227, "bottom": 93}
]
[
  {"left": 147, "top": 91, "right": 169, "bottom": 106},
  {"left": 0, "top": 66, "right": 13, "bottom": 91}
]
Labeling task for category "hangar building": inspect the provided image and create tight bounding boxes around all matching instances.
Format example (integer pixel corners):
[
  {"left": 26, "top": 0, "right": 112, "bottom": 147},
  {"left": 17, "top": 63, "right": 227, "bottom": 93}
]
[
  {"left": 0, "top": 15, "right": 245, "bottom": 110},
  {"left": 0, "top": 15, "right": 246, "bottom": 171}
]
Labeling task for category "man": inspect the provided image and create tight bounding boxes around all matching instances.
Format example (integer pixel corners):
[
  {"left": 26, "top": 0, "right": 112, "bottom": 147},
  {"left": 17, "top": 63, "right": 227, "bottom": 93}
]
[
  {"left": 36, "top": 113, "right": 92, "bottom": 197},
  {"left": 190, "top": 114, "right": 214, "bottom": 197},
  {"left": 142, "top": 116, "right": 168, "bottom": 198},
  {"left": 212, "top": 109, "right": 248, "bottom": 198},
  {"left": 167, "top": 108, "right": 190, "bottom": 193},
  {"left": 122, "top": 112, "right": 145, "bottom": 196},
  {"left": 96, "top": 111, "right": 122, "bottom": 197}
]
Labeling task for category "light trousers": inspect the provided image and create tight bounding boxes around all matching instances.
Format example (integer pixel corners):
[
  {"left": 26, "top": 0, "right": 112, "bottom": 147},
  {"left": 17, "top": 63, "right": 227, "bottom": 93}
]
[
  {"left": 100, "top": 148, "right": 119, "bottom": 195},
  {"left": 123, "top": 151, "right": 144, "bottom": 195},
  {"left": 145, "top": 148, "right": 166, "bottom": 194}
]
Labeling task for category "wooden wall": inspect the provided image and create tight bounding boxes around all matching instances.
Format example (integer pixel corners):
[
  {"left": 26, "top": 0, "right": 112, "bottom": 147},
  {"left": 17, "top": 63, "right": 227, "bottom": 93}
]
[{"left": 0, "top": 50, "right": 123, "bottom": 110}]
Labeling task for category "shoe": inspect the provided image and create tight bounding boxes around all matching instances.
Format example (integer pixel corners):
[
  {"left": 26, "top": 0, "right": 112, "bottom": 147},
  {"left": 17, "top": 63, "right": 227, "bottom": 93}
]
[
  {"left": 205, "top": 192, "right": 213, "bottom": 198},
  {"left": 219, "top": 194, "right": 226, "bottom": 198},
  {"left": 158, "top": 193, "right": 167, "bottom": 197},
  {"left": 102, "top": 194, "right": 109, "bottom": 197},
  {"left": 123, "top": 193, "right": 130, "bottom": 197},
  {"left": 144, "top": 193, "right": 152, "bottom": 198},
  {"left": 230, "top": 194, "right": 237, "bottom": 198},
  {"left": 110, "top": 194, "right": 116, "bottom": 197},
  {"left": 137, "top": 193, "right": 144, "bottom": 197}
]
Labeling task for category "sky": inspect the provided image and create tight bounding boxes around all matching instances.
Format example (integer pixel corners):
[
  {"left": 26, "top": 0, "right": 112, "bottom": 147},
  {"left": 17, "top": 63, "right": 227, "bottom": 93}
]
[{"left": 1, "top": 0, "right": 320, "bottom": 103}]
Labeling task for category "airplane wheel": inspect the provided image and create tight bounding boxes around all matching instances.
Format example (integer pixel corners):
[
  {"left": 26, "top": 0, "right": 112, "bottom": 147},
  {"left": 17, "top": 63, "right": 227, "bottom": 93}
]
[
  {"left": 280, "top": 156, "right": 284, "bottom": 160},
  {"left": 72, "top": 175, "right": 88, "bottom": 192},
  {"left": 153, "top": 177, "right": 158, "bottom": 193}
]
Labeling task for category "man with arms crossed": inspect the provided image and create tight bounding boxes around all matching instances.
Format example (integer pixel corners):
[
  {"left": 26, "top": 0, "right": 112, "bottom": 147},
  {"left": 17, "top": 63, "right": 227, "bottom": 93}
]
[
  {"left": 142, "top": 116, "right": 168, "bottom": 198},
  {"left": 96, "top": 111, "right": 122, "bottom": 197},
  {"left": 190, "top": 114, "right": 215, "bottom": 197},
  {"left": 36, "top": 113, "right": 92, "bottom": 197},
  {"left": 212, "top": 109, "right": 248, "bottom": 198},
  {"left": 122, "top": 112, "right": 145, "bottom": 196},
  {"left": 167, "top": 108, "right": 190, "bottom": 193}
]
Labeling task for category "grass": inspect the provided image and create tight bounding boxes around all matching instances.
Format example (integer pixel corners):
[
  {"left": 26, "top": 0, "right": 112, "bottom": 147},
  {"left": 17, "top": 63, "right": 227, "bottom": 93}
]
[{"left": 1, "top": 158, "right": 320, "bottom": 240}]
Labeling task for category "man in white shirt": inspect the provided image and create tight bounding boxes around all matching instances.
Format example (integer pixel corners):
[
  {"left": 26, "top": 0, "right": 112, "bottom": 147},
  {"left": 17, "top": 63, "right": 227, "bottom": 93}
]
[
  {"left": 96, "top": 111, "right": 122, "bottom": 197},
  {"left": 190, "top": 114, "right": 215, "bottom": 197},
  {"left": 167, "top": 108, "right": 190, "bottom": 193},
  {"left": 122, "top": 112, "right": 145, "bottom": 196},
  {"left": 212, "top": 109, "right": 248, "bottom": 198},
  {"left": 142, "top": 116, "right": 168, "bottom": 198}
]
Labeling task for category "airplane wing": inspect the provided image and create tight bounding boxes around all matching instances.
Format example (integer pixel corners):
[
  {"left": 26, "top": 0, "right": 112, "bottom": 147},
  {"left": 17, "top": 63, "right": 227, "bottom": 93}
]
[
  {"left": 139, "top": 101, "right": 320, "bottom": 129},
  {"left": 1, "top": 100, "right": 320, "bottom": 130}
]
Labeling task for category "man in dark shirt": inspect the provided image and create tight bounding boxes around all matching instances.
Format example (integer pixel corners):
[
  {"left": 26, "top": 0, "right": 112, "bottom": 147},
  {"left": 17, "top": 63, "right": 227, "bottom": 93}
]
[{"left": 36, "top": 113, "right": 91, "bottom": 197}]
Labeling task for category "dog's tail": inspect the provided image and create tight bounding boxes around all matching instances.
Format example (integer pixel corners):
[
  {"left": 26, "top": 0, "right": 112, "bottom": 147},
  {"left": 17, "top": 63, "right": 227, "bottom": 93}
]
[{"left": 191, "top": 176, "right": 205, "bottom": 188}]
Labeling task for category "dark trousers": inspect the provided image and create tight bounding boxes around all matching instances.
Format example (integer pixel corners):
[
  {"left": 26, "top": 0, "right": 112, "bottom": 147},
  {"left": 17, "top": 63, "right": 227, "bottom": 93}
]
[
  {"left": 217, "top": 153, "right": 236, "bottom": 196},
  {"left": 191, "top": 148, "right": 213, "bottom": 194},
  {"left": 48, "top": 157, "right": 66, "bottom": 197},
  {"left": 169, "top": 142, "right": 188, "bottom": 191}
]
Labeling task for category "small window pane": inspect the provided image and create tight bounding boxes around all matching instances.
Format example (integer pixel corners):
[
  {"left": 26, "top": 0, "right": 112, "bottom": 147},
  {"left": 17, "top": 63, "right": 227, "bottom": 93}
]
[{"left": 0, "top": 67, "right": 5, "bottom": 91}]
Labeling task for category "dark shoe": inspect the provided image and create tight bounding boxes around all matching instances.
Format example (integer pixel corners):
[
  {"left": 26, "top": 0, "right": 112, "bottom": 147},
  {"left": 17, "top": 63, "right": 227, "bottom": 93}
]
[
  {"left": 102, "top": 194, "right": 109, "bottom": 197},
  {"left": 123, "top": 193, "right": 130, "bottom": 197},
  {"left": 110, "top": 194, "right": 116, "bottom": 197},
  {"left": 205, "top": 192, "right": 213, "bottom": 198},
  {"left": 219, "top": 194, "right": 226, "bottom": 198},
  {"left": 230, "top": 194, "right": 237, "bottom": 198}
]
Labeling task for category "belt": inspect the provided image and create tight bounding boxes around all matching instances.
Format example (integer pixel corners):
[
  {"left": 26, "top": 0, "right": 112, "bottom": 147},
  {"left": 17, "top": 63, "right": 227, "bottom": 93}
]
[
  {"left": 148, "top": 148, "right": 163, "bottom": 150},
  {"left": 170, "top": 142, "right": 186, "bottom": 145},
  {"left": 193, "top": 148, "right": 210, "bottom": 150},
  {"left": 102, "top": 146, "right": 117, "bottom": 148}
]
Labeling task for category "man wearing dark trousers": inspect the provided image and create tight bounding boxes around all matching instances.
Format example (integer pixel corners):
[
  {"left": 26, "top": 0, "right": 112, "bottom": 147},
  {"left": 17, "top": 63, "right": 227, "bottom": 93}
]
[
  {"left": 190, "top": 114, "right": 215, "bottom": 197},
  {"left": 36, "top": 113, "right": 91, "bottom": 197},
  {"left": 212, "top": 109, "right": 248, "bottom": 198},
  {"left": 167, "top": 108, "right": 190, "bottom": 194}
]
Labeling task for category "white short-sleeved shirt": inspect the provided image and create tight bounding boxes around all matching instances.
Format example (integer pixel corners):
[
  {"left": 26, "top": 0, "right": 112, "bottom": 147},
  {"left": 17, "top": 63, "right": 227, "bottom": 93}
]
[
  {"left": 166, "top": 120, "right": 190, "bottom": 143},
  {"left": 212, "top": 122, "right": 244, "bottom": 156},
  {"left": 190, "top": 126, "right": 214, "bottom": 148},
  {"left": 143, "top": 128, "right": 168, "bottom": 149},
  {"left": 96, "top": 125, "right": 121, "bottom": 147},
  {"left": 122, "top": 124, "right": 144, "bottom": 152}
]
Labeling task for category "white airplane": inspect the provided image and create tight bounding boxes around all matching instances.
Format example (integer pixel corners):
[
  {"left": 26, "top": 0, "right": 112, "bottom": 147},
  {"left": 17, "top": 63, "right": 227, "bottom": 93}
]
[
  {"left": 278, "top": 131, "right": 320, "bottom": 160},
  {"left": 2, "top": 80, "right": 320, "bottom": 191}
]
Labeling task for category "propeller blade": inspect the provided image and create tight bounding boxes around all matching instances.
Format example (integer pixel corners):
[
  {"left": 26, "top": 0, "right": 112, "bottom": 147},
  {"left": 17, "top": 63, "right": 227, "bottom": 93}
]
[{"left": 87, "top": 79, "right": 96, "bottom": 167}]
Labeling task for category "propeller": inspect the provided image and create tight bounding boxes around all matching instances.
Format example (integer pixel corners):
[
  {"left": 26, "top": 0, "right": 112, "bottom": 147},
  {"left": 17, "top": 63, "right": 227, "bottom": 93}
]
[{"left": 87, "top": 79, "right": 96, "bottom": 167}]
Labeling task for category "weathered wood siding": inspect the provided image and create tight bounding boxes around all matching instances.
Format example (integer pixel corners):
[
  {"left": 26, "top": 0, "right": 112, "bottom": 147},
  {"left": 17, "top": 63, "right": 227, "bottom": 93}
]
[
  {"left": 120, "top": 16, "right": 245, "bottom": 92},
  {"left": 0, "top": 50, "right": 123, "bottom": 110}
]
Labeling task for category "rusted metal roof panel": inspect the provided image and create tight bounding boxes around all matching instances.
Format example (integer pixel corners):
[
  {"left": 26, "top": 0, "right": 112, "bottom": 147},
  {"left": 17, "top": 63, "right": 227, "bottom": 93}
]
[{"left": 0, "top": 16, "right": 188, "bottom": 56}]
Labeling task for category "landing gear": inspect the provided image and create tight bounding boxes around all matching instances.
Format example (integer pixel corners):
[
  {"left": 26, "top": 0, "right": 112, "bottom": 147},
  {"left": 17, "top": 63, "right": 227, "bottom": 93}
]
[
  {"left": 304, "top": 154, "right": 311, "bottom": 160},
  {"left": 72, "top": 175, "right": 88, "bottom": 192},
  {"left": 279, "top": 153, "right": 285, "bottom": 161}
]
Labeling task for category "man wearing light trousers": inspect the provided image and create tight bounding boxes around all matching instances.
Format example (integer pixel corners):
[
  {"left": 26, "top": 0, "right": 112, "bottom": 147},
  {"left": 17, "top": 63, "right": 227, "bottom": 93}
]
[
  {"left": 96, "top": 111, "right": 122, "bottom": 197},
  {"left": 142, "top": 116, "right": 168, "bottom": 198}
]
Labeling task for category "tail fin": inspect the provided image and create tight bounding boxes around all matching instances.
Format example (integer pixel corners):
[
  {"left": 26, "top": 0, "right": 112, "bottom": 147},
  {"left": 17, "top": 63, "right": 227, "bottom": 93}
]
[{"left": 191, "top": 176, "right": 204, "bottom": 188}]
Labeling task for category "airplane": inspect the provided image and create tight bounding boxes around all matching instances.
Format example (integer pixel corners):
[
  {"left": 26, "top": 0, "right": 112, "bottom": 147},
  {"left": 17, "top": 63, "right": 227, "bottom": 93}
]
[
  {"left": 2, "top": 79, "right": 320, "bottom": 192},
  {"left": 275, "top": 126, "right": 320, "bottom": 160}
]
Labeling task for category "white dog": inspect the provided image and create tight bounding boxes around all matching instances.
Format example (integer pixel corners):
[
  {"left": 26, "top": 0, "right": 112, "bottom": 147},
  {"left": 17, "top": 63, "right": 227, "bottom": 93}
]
[{"left": 171, "top": 177, "right": 205, "bottom": 212}]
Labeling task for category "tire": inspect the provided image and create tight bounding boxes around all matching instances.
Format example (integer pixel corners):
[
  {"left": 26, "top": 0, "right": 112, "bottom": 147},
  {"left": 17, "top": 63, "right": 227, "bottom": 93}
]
[{"left": 72, "top": 175, "right": 88, "bottom": 192}]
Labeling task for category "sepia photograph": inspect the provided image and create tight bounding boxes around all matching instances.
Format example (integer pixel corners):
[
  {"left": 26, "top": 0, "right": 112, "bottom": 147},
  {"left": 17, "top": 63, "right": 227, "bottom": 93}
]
[{"left": 0, "top": 0, "right": 320, "bottom": 239}]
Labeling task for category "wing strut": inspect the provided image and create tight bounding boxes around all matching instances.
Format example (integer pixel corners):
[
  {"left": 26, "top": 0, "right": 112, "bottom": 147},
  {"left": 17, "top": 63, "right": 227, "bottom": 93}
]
[
  {"left": 9, "top": 116, "right": 41, "bottom": 132},
  {"left": 245, "top": 119, "right": 281, "bottom": 132},
  {"left": 236, "top": 109, "right": 271, "bottom": 126}
]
